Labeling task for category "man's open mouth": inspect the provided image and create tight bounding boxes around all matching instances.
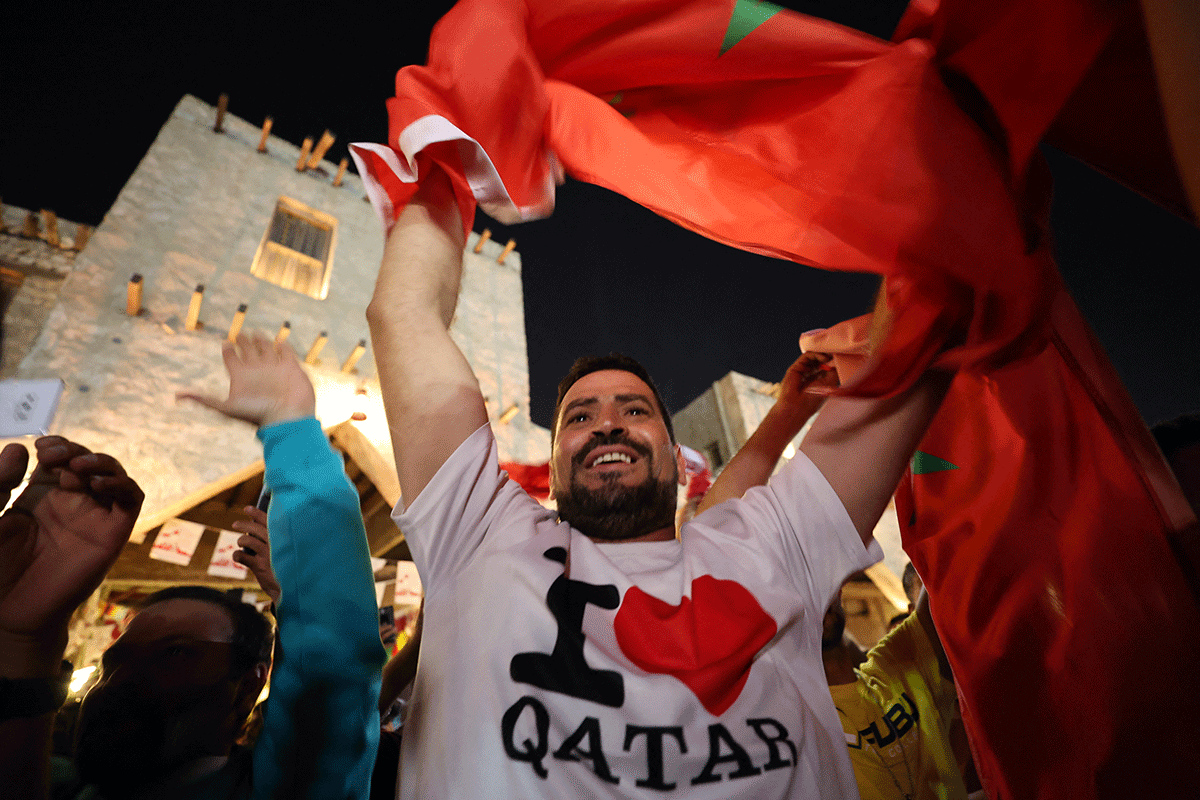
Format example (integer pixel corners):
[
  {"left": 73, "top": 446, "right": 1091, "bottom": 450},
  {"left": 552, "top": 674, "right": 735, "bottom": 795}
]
[{"left": 589, "top": 451, "right": 635, "bottom": 467}]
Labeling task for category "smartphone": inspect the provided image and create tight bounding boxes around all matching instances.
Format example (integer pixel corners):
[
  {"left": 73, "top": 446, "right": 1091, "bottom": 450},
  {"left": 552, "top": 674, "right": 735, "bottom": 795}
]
[{"left": 240, "top": 489, "right": 272, "bottom": 559}]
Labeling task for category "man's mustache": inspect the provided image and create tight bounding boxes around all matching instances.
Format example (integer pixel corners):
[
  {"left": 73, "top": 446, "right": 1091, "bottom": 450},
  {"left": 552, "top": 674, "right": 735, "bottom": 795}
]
[{"left": 572, "top": 432, "right": 652, "bottom": 468}]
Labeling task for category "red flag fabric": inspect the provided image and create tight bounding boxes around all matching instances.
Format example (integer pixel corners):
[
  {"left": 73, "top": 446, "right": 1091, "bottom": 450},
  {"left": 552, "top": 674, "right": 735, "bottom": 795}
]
[
  {"left": 894, "top": 0, "right": 1195, "bottom": 222},
  {"left": 499, "top": 460, "right": 551, "bottom": 502},
  {"left": 805, "top": 295, "right": 1200, "bottom": 799},
  {"left": 350, "top": 0, "right": 1087, "bottom": 395},
  {"left": 350, "top": 0, "right": 1191, "bottom": 395}
]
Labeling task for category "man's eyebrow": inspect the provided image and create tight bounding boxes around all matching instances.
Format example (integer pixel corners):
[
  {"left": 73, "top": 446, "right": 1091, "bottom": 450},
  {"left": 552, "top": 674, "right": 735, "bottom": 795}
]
[
  {"left": 615, "top": 393, "right": 654, "bottom": 407},
  {"left": 561, "top": 397, "right": 598, "bottom": 417},
  {"left": 562, "top": 394, "right": 655, "bottom": 419}
]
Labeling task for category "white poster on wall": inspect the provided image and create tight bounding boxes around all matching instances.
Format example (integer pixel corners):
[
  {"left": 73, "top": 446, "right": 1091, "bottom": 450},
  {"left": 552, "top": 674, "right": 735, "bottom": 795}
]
[
  {"left": 208, "top": 529, "right": 249, "bottom": 580},
  {"left": 149, "top": 519, "right": 205, "bottom": 566},
  {"left": 393, "top": 561, "right": 423, "bottom": 603}
]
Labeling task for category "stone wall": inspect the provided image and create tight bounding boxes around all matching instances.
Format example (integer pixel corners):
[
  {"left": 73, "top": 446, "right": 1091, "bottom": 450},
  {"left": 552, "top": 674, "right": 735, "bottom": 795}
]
[
  {"left": 673, "top": 370, "right": 812, "bottom": 474},
  {"left": 8, "top": 94, "right": 548, "bottom": 532},
  {"left": 0, "top": 208, "right": 85, "bottom": 377}
]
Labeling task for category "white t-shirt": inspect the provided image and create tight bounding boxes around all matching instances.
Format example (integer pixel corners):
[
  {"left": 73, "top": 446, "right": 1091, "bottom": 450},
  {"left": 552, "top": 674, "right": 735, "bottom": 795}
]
[{"left": 394, "top": 425, "right": 881, "bottom": 799}]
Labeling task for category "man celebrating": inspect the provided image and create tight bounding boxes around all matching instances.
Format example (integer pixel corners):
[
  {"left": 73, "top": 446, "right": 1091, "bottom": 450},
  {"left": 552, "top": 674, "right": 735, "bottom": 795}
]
[{"left": 368, "top": 166, "right": 951, "bottom": 798}]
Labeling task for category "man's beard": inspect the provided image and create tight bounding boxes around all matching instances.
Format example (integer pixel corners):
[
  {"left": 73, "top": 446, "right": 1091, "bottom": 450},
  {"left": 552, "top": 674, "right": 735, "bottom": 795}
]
[
  {"left": 74, "top": 679, "right": 232, "bottom": 795},
  {"left": 555, "top": 434, "right": 678, "bottom": 542}
]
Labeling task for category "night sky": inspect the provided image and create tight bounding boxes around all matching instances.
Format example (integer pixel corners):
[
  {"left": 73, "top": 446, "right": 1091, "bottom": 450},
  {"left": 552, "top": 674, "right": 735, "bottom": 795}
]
[{"left": 3, "top": 1, "right": 1196, "bottom": 428}]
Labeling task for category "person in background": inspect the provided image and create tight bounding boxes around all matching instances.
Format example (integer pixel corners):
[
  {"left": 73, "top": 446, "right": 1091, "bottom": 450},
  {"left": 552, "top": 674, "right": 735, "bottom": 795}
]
[
  {"left": 0, "top": 332, "right": 387, "bottom": 799},
  {"left": 176, "top": 333, "right": 389, "bottom": 798},
  {"left": 230, "top": 462, "right": 423, "bottom": 800},
  {"left": 822, "top": 588, "right": 981, "bottom": 799},
  {"left": 0, "top": 435, "right": 144, "bottom": 799},
  {"left": 231, "top": 505, "right": 281, "bottom": 605}
]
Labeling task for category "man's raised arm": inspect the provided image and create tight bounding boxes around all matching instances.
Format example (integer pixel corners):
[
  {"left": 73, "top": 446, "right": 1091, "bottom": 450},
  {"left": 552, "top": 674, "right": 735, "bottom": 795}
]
[
  {"left": 366, "top": 167, "right": 489, "bottom": 505},
  {"left": 800, "top": 365, "right": 953, "bottom": 546},
  {"left": 799, "top": 289, "right": 955, "bottom": 545},
  {"left": 696, "top": 352, "right": 836, "bottom": 514}
]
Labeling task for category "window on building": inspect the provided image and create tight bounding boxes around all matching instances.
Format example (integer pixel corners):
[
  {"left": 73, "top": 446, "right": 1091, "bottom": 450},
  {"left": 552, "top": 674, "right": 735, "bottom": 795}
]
[{"left": 250, "top": 197, "right": 337, "bottom": 300}]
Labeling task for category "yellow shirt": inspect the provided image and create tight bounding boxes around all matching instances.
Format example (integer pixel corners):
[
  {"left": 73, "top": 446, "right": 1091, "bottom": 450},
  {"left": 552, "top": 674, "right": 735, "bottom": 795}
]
[{"left": 828, "top": 613, "right": 968, "bottom": 800}]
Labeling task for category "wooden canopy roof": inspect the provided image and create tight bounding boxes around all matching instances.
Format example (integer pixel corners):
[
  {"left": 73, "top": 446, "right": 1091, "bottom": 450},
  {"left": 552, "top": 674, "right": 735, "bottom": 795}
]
[{"left": 103, "top": 421, "right": 409, "bottom": 593}]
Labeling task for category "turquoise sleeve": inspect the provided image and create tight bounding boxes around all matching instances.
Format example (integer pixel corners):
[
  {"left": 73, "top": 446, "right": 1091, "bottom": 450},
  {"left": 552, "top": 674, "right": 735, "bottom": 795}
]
[{"left": 250, "top": 417, "right": 388, "bottom": 799}]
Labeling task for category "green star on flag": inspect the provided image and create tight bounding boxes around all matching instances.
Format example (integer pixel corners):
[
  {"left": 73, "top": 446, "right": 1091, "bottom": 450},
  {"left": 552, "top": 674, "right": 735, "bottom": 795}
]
[
  {"left": 911, "top": 451, "right": 959, "bottom": 475},
  {"left": 720, "top": 0, "right": 783, "bottom": 56}
]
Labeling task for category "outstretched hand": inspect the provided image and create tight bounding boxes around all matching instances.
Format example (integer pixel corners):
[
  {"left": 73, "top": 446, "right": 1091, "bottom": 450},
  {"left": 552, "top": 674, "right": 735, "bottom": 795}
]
[
  {"left": 776, "top": 351, "right": 838, "bottom": 418},
  {"left": 177, "top": 333, "right": 316, "bottom": 428},
  {"left": 0, "top": 437, "right": 144, "bottom": 670},
  {"left": 231, "top": 505, "right": 281, "bottom": 604}
]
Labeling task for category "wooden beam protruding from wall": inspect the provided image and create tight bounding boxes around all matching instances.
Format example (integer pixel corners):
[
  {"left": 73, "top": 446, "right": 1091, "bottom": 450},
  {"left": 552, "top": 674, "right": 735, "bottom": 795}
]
[
  {"left": 73, "top": 225, "right": 93, "bottom": 251},
  {"left": 296, "top": 137, "right": 314, "bottom": 171},
  {"left": 497, "top": 238, "right": 517, "bottom": 265},
  {"left": 185, "top": 284, "right": 205, "bottom": 331},
  {"left": 40, "top": 210, "right": 60, "bottom": 247},
  {"left": 214, "top": 93, "right": 229, "bottom": 132},
  {"left": 228, "top": 303, "right": 248, "bottom": 342},
  {"left": 257, "top": 117, "right": 274, "bottom": 153},
  {"left": 304, "top": 331, "right": 328, "bottom": 365},
  {"left": 341, "top": 340, "right": 367, "bottom": 373},
  {"left": 334, "top": 158, "right": 349, "bottom": 187},
  {"left": 307, "top": 130, "right": 336, "bottom": 170},
  {"left": 126, "top": 274, "right": 143, "bottom": 316},
  {"left": 473, "top": 228, "right": 492, "bottom": 254},
  {"left": 275, "top": 321, "right": 291, "bottom": 344},
  {"left": 21, "top": 211, "right": 38, "bottom": 239}
]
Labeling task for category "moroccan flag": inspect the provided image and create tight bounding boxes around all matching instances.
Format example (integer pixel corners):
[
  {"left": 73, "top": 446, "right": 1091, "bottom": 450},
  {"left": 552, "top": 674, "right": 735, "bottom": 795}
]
[
  {"left": 804, "top": 293, "right": 1200, "bottom": 799},
  {"left": 351, "top": 0, "right": 1188, "bottom": 396},
  {"left": 354, "top": 0, "right": 1054, "bottom": 395}
]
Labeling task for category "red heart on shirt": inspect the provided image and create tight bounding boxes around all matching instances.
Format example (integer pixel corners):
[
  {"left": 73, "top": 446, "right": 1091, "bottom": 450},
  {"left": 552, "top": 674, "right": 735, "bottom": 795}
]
[{"left": 613, "top": 576, "right": 777, "bottom": 716}]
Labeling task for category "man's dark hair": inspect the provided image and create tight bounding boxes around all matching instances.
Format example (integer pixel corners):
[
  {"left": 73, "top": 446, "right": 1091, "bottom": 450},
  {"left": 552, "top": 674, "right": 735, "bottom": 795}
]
[
  {"left": 139, "top": 585, "right": 273, "bottom": 673},
  {"left": 1152, "top": 413, "right": 1200, "bottom": 460},
  {"left": 554, "top": 353, "right": 674, "bottom": 443}
]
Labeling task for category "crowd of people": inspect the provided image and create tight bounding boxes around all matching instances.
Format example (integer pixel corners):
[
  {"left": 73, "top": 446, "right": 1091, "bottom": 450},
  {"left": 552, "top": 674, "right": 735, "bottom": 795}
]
[
  {"left": 3, "top": 2, "right": 1199, "bottom": 796},
  {"left": 0, "top": 292, "right": 961, "bottom": 799},
  {"left": 3, "top": 163, "right": 1194, "bottom": 798}
]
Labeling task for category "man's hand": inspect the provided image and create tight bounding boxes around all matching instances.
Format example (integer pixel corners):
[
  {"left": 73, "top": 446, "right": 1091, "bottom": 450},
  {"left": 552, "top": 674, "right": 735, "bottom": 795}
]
[
  {"left": 0, "top": 437, "right": 143, "bottom": 675},
  {"left": 695, "top": 353, "right": 837, "bottom": 515},
  {"left": 231, "top": 505, "right": 281, "bottom": 604},
  {"left": 177, "top": 333, "right": 316, "bottom": 428},
  {"left": 776, "top": 351, "right": 838, "bottom": 418}
]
